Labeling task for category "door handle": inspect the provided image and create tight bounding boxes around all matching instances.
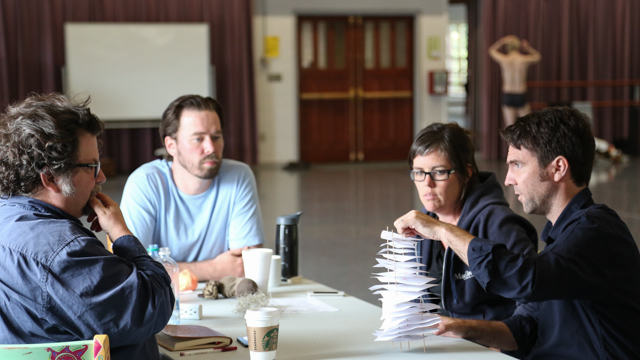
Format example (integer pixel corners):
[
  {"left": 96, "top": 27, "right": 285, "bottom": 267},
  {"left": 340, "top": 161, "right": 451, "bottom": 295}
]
[
  {"left": 361, "top": 90, "right": 413, "bottom": 99},
  {"left": 299, "top": 92, "right": 353, "bottom": 100}
]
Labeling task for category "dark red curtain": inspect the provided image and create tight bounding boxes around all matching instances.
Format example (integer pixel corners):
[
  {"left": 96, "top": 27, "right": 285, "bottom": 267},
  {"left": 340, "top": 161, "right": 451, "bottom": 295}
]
[
  {"left": 478, "top": 0, "right": 640, "bottom": 159},
  {"left": 0, "top": 0, "right": 257, "bottom": 172}
]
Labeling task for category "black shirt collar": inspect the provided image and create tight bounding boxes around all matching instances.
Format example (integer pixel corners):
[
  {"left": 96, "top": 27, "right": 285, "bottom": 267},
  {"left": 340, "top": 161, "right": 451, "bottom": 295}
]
[{"left": 540, "top": 187, "right": 594, "bottom": 245}]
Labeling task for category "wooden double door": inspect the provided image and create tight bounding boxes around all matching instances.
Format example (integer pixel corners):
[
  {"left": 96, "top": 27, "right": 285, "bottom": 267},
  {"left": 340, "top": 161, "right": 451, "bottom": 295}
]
[{"left": 298, "top": 16, "right": 414, "bottom": 163}]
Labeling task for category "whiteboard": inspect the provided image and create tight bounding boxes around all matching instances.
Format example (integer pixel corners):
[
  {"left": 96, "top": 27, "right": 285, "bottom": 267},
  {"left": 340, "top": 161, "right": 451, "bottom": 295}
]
[{"left": 64, "top": 23, "right": 211, "bottom": 122}]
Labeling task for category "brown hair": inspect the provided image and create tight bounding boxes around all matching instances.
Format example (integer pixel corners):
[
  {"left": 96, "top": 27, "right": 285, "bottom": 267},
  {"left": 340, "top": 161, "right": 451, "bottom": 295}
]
[
  {"left": 408, "top": 122, "right": 479, "bottom": 208},
  {"left": 160, "top": 95, "right": 224, "bottom": 161},
  {"left": 500, "top": 107, "right": 595, "bottom": 187}
]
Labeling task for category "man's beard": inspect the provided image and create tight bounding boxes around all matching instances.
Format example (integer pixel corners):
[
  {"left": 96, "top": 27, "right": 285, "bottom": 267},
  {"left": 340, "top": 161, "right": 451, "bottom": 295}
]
[
  {"left": 521, "top": 169, "right": 552, "bottom": 216},
  {"left": 177, "top": 152, "right": 222, "bottom": 180},
  {"left": 82, "top": 185, "right": 102, "bottom": 216}
]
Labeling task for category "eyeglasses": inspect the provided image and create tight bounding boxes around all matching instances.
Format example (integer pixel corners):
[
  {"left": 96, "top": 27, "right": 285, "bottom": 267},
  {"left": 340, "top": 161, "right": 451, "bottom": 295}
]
[
  {"left": 73, "top": 161, "right": 101, "bottom": 179},
  {"left": 409, "top": 169, "right": 456, "bottom": 182}
]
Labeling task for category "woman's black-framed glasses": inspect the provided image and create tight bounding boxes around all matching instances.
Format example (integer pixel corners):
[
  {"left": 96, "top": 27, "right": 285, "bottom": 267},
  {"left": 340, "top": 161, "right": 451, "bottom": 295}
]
[
  {"left": 73, "top": 161, "right": 101, "bottom": 179},
  {"left": 409, "top": 169, "right": 456, "bottom": 182}
]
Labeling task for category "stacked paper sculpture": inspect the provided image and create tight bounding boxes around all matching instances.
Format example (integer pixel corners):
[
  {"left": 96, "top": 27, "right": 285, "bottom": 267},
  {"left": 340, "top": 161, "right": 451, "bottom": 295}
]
[{"left": 371, "top": 230, "right": 441, "bottom": 344}]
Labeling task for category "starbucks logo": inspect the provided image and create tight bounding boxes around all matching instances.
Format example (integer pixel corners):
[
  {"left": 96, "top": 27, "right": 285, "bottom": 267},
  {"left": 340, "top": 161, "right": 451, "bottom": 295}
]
[{"left": 262, "top": 328, "right": 279, "bottom": 351}]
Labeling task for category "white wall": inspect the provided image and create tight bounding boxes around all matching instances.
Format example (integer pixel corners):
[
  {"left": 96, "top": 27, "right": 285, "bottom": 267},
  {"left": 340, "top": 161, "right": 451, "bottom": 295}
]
[
  {"left": 414, "top": 13, "right": 449, "bottom": 136},
  {"left": 253, "top": 15, "right": 298, "bottom": 165},
  {"left": 449, "top": 3, "right": 467, "bottom": 23},
  {"left": 253, "top": 0, "right": 449, "bottom": 164}
]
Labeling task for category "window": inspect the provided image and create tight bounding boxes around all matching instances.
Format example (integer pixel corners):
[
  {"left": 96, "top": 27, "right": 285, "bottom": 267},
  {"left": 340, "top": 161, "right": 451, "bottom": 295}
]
[{"left": 446, "top": 22, "right": 468, "bottom": 96}]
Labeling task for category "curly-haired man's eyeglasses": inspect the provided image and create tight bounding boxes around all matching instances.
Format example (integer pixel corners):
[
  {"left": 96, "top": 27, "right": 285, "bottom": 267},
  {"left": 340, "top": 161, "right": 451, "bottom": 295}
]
[{"left": 73, "top": 161, "right": 101, "bottom": 179}]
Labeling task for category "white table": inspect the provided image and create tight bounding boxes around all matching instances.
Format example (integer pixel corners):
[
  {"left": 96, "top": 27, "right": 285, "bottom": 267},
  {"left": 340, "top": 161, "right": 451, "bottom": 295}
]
[{"left": 160, "top": 279, "right": 512, "bottom": 359}]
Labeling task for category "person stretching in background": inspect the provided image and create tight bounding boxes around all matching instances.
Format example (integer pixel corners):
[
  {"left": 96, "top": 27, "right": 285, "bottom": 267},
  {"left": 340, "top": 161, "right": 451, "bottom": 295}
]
[{"left": 489, "top": 35, "right": 541, "bottom": 127}]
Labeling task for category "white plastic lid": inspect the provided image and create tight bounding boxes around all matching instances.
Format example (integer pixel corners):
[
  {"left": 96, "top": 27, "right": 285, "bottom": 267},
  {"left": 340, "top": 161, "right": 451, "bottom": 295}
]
[
  {"left": 245, "top": 307, "right": 280, "bottom": 320},
  {"left": 158, "top": 247, "right": 171, "bottom": 255}
]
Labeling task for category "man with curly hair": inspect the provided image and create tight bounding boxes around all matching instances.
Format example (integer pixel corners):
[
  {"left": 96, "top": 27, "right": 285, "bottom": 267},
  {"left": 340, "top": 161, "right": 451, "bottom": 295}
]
[{"left": 0, "top": 93, "right": 175, "bottom": 360}]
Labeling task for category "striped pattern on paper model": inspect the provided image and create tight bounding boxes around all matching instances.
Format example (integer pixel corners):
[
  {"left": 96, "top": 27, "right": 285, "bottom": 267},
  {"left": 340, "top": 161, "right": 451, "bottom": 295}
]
[{"left": 371, "top": 230, "right": 441, "bottom": 343}]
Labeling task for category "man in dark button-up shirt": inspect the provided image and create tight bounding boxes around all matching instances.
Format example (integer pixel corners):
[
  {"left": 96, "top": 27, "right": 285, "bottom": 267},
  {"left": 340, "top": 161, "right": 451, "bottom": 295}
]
[
  {"left": 0, "top": 93, "right": 175, "bottom": 360},
  {"left": 394, "top": 107, "right": 640, "bottom": 359}
]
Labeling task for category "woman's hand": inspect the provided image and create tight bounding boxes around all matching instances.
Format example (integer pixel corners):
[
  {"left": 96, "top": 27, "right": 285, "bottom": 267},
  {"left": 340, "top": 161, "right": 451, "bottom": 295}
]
[
  {"left": 393, "top": 210, "right": 445, "bottom": 241},
  {"left": 394, "top": 210, "right": 475, "bottom": 265}
]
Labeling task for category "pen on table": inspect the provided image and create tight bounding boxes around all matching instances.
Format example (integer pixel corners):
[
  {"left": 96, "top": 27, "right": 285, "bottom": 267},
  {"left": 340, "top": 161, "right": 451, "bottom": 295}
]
[{"left": 179, "top": 346, "right": 237, "bottom": 356}]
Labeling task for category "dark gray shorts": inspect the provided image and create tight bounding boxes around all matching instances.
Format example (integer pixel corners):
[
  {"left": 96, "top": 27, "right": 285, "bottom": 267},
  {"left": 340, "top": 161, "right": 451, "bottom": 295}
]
[{"left": 503, "top": 93, "right": 527, "bottom": 108}]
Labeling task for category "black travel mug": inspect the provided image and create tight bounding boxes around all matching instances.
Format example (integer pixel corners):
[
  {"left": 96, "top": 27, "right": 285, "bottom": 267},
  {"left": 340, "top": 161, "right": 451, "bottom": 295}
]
[{"left": 275, "top": 211, "right": 303, "bottom": 280}]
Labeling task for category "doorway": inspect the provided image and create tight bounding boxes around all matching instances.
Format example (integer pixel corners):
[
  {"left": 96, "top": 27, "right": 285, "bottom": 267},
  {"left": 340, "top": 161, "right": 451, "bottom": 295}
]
[{"left": 298, "top": 16, "right": 414, "bottom": 163}]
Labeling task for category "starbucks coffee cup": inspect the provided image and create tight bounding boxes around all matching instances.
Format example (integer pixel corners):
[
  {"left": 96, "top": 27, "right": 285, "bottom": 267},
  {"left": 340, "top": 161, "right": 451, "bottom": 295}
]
[{"left": 245, "top": 307, "right": 280, "bottom": 360}]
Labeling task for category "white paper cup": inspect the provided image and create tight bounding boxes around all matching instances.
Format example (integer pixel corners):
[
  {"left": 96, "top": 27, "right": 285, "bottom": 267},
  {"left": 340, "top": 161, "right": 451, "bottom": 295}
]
[
  {"left": 268, "top": 255, "right": 282, "bottom": 289},
  {"left": 242, "top": 248, "right": 273, "bottom": 293},
  {"left": 245, "top": 307, "right": 280, "bottom": 360}
]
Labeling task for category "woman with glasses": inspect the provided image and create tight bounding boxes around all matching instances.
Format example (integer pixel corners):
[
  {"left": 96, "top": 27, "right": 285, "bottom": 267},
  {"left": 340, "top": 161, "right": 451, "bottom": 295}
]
[{"left": 406, "top": 123, "right": 538, "bottom": 321}]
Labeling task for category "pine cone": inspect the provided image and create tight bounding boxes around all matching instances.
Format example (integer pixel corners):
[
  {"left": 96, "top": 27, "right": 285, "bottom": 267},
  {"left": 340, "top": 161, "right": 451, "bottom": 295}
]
[{"left": 203, "top": 280, "right": 220, "bottom": 299}]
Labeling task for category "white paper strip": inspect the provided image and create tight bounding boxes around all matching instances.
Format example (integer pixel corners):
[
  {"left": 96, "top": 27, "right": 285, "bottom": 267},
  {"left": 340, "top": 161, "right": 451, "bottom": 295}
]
[
  {"left": 380, "top": 230, "right": 421, "bottom": 241},
  {"left": 377, "top": 248, "right": 417, "bottom": 255}
]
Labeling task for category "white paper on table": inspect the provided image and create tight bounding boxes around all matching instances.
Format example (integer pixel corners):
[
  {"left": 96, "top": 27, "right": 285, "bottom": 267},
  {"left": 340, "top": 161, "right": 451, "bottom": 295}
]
[{"left": 267, "top": 297, "right": 339, "bottom": 314}]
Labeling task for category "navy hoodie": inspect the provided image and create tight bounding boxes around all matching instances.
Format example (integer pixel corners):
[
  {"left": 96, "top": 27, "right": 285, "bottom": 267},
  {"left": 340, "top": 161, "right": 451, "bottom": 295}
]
[{"left": 418, "top": 172, "right": 538, "bottom": 320}]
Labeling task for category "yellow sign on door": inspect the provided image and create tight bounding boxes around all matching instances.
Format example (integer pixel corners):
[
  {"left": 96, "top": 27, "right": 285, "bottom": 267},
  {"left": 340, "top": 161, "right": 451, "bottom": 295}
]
[{"left": 264, "top": 36, "right": 279, "bottom": 58}]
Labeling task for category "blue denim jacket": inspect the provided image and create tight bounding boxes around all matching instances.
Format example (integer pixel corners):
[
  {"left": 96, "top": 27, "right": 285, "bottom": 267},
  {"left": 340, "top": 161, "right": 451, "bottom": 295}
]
[{"left": 0, "top": 196, "right": 174, "bottom": 360}]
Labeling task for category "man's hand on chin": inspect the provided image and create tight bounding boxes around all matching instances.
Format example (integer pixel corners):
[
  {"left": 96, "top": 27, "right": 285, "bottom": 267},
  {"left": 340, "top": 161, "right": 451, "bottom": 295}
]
[{"left": 88, "top": 192, "right": 133, "bottom": 240}]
